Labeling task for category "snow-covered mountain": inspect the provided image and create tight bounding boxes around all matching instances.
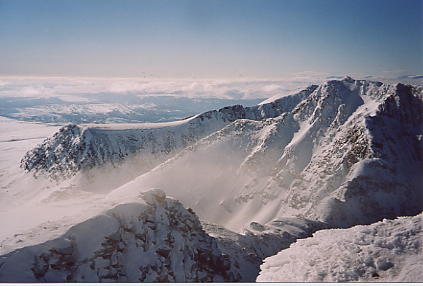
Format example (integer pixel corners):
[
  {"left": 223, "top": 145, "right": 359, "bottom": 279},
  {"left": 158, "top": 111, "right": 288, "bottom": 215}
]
[
  {"left": 257, "top": 212, "right": 423, "bottom": 282},
  {"left": 21, "top": 77, "right": 423, "bottom": 228},
  {"left": 34, "top": 76, "right": 419, "bottom": 231},
  {"left": 4, "top": 77, "right": 423, "bottom": 282},
  {"left": 21, "top": 85, "right": 315, "bottom": 180}
]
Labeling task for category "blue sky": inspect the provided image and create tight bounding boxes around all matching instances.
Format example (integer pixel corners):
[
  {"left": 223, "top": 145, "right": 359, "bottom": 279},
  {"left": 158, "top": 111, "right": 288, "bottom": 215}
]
[{"left": 0, "top": 0, "right": 422, "bottom": 78}]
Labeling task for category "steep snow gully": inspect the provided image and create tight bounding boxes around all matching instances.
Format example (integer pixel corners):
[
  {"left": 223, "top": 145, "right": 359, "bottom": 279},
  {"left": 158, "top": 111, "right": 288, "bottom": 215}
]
[{"left": 1, "top": 77, "right": 422, "bottom": 282}]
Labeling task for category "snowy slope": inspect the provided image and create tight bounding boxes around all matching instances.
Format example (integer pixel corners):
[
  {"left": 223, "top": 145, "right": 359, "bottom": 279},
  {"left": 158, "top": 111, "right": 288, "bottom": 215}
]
[
  {"left": 0, "top": 117, "right": 105, "bottom": 257},
  {"left": 0, "top": 187, "right": 324, "bottom": 282},
  {"left": 257, "top": 213, "right": 423, "bottom": 282},
  {"left": 19, "top": 78, "right": 423, "bottom": 231},
  {"left": 0, "top": 190, "right": 241, "bottom": 282},
  {"left": 0, "top": 116, "right": 61, "bottom": 214},
  {"left": 0, "top": 117, "right": 326, "bottom": 282},
  {"left": 275, "top": 80, "right": 423, "bottom": 227},
  {"left": 21, "top": 85, "right": 315, "bottom": 180},
  {"left": 104, "top": 78, "right": 423, "bottom": 231}
]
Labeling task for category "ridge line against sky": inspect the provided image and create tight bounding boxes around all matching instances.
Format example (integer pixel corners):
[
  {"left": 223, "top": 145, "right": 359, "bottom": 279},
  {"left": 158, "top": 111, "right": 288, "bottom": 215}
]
[{"left": 0, "top": 0, "right": 422, "bottom": 78}]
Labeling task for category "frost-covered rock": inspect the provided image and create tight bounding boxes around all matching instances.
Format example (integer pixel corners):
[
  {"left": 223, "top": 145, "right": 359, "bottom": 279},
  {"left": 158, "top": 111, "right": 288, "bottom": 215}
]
[
  {"left": 0, "top": 189, "right": 240, "bottom": 282},
  {"left": 237, "top": 79, "right": 423, "bottom": 228},
  {"left": 204, "top": 217, "right": 326, "bottom": 281},
  {"left": 266, "top": 80, "right": 423, "bottom": 227},
  {"left": 257, "top": 213, "right": 423, "bottom": 282}
]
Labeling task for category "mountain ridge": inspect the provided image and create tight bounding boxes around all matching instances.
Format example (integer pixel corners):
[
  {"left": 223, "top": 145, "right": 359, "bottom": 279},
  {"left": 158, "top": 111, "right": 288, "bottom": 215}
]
[
  {"left": 20, "top": 78, "right": 423, "bottom": 231},
  {"left": 20, "top": 85, "right": 317, "bottom": 180}
]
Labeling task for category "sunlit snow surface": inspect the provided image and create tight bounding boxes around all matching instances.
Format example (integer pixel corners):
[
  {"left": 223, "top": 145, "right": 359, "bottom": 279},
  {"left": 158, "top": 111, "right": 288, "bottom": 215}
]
[
  {"left": 0, "top": 190, "right": 242, "bottom": 282},
  {"left": 257, "top": 213, "right": 423, "bottom": 282},
  {"left": 0, "top": 117, "right": 108, "bottom": 255}
]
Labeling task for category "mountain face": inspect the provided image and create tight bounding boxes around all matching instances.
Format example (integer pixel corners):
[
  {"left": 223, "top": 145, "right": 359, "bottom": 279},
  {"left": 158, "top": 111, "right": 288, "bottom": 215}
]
[
  {"left": 21, "top": 78, "right": 423, "bottom": 229},
  {"left": 14, "top": 77, "right": 423, "bottom": 282},
  {"left": 20, "top": 85, "right": 316, "bottom": 180},
  {"left": 101, "top": 77, "right": 422, "bottom": 231},
  {"left": 257, "top": 213, "right": 423, "bottom": 282},
  {"left": 256, "top": 79, "right": 423, "bottom": 228}
]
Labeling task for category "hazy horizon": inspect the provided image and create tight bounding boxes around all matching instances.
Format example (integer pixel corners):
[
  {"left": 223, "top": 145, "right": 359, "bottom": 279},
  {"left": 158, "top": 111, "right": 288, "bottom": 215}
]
[{"left": 1, "top": 0, "right": 422, "bottom": 78}]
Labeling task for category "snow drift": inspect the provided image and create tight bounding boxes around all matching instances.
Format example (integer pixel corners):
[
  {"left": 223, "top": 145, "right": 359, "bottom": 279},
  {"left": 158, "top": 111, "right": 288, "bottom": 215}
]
[{"left": 257, "top": 213, "right": 423, "bottom": 282}]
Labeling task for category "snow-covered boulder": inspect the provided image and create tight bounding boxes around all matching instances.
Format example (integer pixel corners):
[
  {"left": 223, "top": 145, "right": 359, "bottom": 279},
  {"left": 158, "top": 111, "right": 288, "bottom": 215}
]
[
  {"left": 0, "top": 189, "right": 240, "bottom": 282},
  {"left": 257, "top": 213, "right": 423, "bottom": 282}
]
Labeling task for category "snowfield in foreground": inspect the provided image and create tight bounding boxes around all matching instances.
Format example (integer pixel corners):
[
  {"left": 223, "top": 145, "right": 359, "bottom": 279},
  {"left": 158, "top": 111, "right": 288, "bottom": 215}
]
[{"left": 257, "top": 213, "right": 423, "bottom": 282}]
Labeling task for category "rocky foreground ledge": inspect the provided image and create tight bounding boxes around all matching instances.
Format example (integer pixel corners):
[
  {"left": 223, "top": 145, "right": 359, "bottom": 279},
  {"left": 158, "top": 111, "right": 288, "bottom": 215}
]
[
  {"left": 0, "top": 189, "right": 324, "bottom": 282},
  {"left": 0, "top": 189, "right": 239, "bottom": 282}
]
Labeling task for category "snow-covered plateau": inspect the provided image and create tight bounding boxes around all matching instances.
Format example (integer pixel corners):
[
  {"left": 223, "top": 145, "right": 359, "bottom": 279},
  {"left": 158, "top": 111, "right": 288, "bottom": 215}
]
[{"left": 0, "top": 77, "right": 422, "bottom": 282}]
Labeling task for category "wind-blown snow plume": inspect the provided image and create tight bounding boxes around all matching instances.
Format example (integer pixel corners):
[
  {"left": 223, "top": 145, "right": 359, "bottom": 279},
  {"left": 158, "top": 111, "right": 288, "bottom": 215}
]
[
  {"left": 104, "top": 78, "right": 422, "bottom": 231},
  {"left": 20, "top": 85, "right": 314, "bottom": 180}
]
